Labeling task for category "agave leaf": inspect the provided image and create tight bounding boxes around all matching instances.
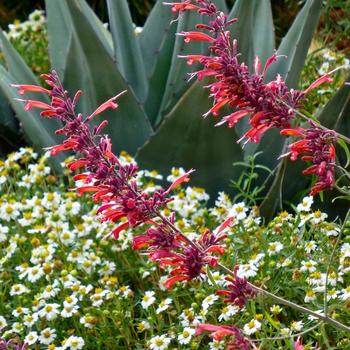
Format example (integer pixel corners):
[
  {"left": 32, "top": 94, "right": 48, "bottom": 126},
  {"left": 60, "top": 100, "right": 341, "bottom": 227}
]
[
  {"left": 0, "top": 89, "right": 17, "bottom": 133},
  {"left": 46, "top": 0, "right": 113, "bottom": 77},
  {"left": 0, "top": 88, "right": 19, "bottom": 147},
  {"left": 258, "top": 0, "right": 323, "bottom": 219},
  {"left": 229, "top": 0, "right": 275, "bottom": 69},
  {"left": 317, "top": 76, "right": 350, "bottom": 133},
  {"left": 45, "top": 0, "right": 72, "bottom": 76},
  {"left": 139, "top": 0, "right": 177, "bottom": 73},
  {"left": 312, "top": 78, "right": 350, "bottom": 219},
  {"left": 156, "top": 0, "right": 227, "bottom": 126},
  {"left": 0, "top": 28, "right": 62, "bottom": 137},
  {"left": 252, "top": 0, "right": 275, "bottom": 66},
  {"left": 139, "top": 0, "right": 177, "bottom": 123},
  {"left": 264, "top": 0, "right": 322, "bottom": 88},
  {"left": 107, "top": 0, "right": 148, "bottom": 101},
  {"left": 64, "top": 0, "right": 152, "bottom": 154},
  {"left": 137, "top": 81, "right": 244, "bottom": 196},
  {"left": 0, "top": 66, "right": 64, "bottom": 169}
]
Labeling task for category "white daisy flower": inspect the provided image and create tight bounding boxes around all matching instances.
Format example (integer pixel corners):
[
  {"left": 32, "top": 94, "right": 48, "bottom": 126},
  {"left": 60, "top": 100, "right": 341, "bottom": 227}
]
[
  {"left": 148, "top": 334, "right": 171, "bottom": 350},
  {"left": 141, "top": 291, "right": 156, "bottom": 309},
  {"left": 267, "top": 242, "right": 284, "bottom": 255},
  {"left": 156, "top": 298, "right": 172, "bottom": 314},
  {"left": 0, "top": 316, "right": 7, "bottom": 328},
  {"left": 38, "top": 303, "right": 60, "bottom": 321},
  {"left": 27, "top": 265, "right": 44, "bottom": 283},
  {"left": 218, "top": 304, "right": 239, "bottom": 322},
  {"left": 341, "top": 286, "right": 350, "bottom": 300},
  {"left": 202, "top": 294, "right": 219, "bottom": 312},
  {"left": 178, "top": 327, "right": 195, "bottom": 345},
  {"left": 10, "top": 284, "right": 30, "bottom": 296},
  {"left": 296, "top": 196, "right": 313, "bottom": 212},
  {"left": 39, "top": 327, "right": 57, "bottom": 345},
  {"left": 229, "top": 202, "right": 248, "bottom": 220},
  {"left": 243, "top": 319, "right": 261, "bottom": 335},
  {"left": 23, "top": 313, "right": 38, "bottom": 327},
  {"left": 64, "top": 335, "right": 85, "bottom": 350},
  {"left": 24, "top": 331, "right": 38, "bottom": 345},
  {"left": 300, "top": 260, "right": 317, "bottom": 273},
  {"left": 290, "top": 320, "right": 304, "bottom": 332}
]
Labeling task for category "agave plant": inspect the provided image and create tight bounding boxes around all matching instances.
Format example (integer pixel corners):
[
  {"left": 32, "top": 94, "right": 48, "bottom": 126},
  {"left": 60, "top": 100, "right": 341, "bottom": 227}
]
[{"left": 0, "top": 0, "right": 348, "bottom": 217}]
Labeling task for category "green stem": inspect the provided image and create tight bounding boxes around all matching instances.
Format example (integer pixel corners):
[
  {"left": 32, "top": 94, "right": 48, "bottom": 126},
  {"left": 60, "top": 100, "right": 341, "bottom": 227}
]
[{"left": 280, "top": 99, "right": 350, "bottom": 145}]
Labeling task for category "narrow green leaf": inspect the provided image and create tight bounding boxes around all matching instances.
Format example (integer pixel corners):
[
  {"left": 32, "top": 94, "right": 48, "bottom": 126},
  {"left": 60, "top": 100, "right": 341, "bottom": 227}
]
[
  {"left": 137, "top": 81, "right": 244, "bottom": 197},
  {"left": 63, "top": 0, "right": 152, "bottom": 155},
  {"left": 0, "top": 28, "right": 61, "bottom": 137},
  {"left": 139, "top": 0, "right": 176, "bottom": 74},
  {"left": 0, "top": 66, "right": 64, "bottom": 169},
  {"left": 156, "top": 0, "right": 227, "bottom": 125},
  {"left": 338, "top": 139, "right": 350, "bottom": 169},
  {"left": 46, "top": 0, "right": 113, "bottom": 77},
  {"left": 259, "top": 148, "right": 309, "bottom": 220},
  {"left": 139, "top": 0, "right": 177, "bottom": 123},
  {"left": 229, "top": 0, "right": 274, "bottom": 69},
  {"left": 156, "top": 9, "right": 206, "bottom": 124},
  {"left": 252, "top": 0, "right": 275, "bottom": 66},
  {"left": 107, "top": 0, "right": 148, "bottom": 101},
  {"left": 264, "top": 0, "right": 322, "bottom": 88},
  {"left": 317, "top": 77, "right": 350, "bottom": 131},
  {"left": 45, "top": 0, "right": 72, "bottom": 76},
  {"left": 259, "top": 156, "right": 286, "bottom": 220},
  {"left": 0, "top": 88, "right": 17, "bottom": 133}
]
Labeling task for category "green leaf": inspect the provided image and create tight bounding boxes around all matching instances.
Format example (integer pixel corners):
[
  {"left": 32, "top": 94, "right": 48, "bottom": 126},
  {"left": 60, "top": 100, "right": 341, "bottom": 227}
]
[
  {"left": 317, "top": 77, "right": 350, "bottom": 168},
  {"left": 229, "top": 0, "right": 275, "bottom": 69},
  {"left": 63, "top": 0, "right": 152, "bottom": 155},
  {"left": 0, "top": 28, "right": 62, "bottom": 138},
  {"left": 0, "top": 66, "right": 64, "bottom": 169},
  {"left": 317, "top": 76, "right": 350, "bottom": 132},
  {"left": 252, "top": 0, "right": 275, "bottom": 66},
  {"left": 46, "top": 0, "right": 72, "bottom": 76},
  {"left": 264, "top": 0, "right": 322, "bottom": 88},
  {"left": 139, "top": 0, "right": 177, "bottom": 124},
  {"left": 46, "top": 0, "right": 112, "bottom": 77},
  {"left": 156, "top": 0, "right": 227, "bottom": 125},
  {"left": 156, "top": 9, "right": 206, "bottom": 124},
  {"left": 136, "top": 81, "right": 244, "bottom": 197},
  {"left": 0, "top": 88, "right": 19, "bottom": 148},
  {"left": 139, "top": 0, "right": 177, "bottom": 74},
  {"left": 259, "top": 154, "right": 309, "bottom": 221},
  {"left": 107, "top": 0, "right": 148, "bottom": 101},
  {"left": 338, "top": 139, "right": 350, "bottom": 169}
]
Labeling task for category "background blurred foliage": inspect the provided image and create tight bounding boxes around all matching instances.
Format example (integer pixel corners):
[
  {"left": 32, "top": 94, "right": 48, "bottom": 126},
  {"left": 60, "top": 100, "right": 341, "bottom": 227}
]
[{"left": 1, "top": 0, "right": 349, "bottom": 53}]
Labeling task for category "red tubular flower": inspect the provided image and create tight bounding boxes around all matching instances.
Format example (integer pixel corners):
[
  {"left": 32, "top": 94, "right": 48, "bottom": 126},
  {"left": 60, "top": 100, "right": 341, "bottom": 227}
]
[
  {"left": 196, "top": 324, "right": 251, "bottom": 350},
  {"left": 178, "top": 31, "right": 215, "bottom": 43},
  {"left": 14, "top": 71, "right": 176, "bottom": 238},
  {"left": 165, "top": 169, "right": 195, "bottom": 194},
  {"left": 164, "top": 0, "right": 307, "bottom": 143},
  {"left": 11, "top": 84, "right": 50, "bottom": 95},
  {"left": 163, "top": 1, "right": 200, "bottom": 12},
  {"left": 216, "top": 268, "right": 256, "bottom": 309},
  {"left": 280, "top": 123, "right": 337, "bottom": 195},
  {"left": 153, "top": 229, "right": 226, "bottom": 288}
]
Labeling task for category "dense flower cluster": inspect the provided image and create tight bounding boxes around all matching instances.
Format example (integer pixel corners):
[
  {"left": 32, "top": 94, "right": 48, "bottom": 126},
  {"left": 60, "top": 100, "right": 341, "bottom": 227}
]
[
  {"left": 167, "top": 0, "right": 338, "bottom": 194},
  {"left": 167, "top": 0, "right": 308, "bottom": 143},
  {"left": 217, "top": 270, "right": 256, "bottom": 309},
  {"left": 0, "top": 149, "right": 349, "bottom": 349},
  {"left": 14, "top": 72, "right": 174, "bottom": 239},
  {"left": 5, "top": 10, "right": 49, "bottom": 75},
  {"left": 13, "top": 73, "right": 255, "bottom": 346},
  {"left": 281, "top": 124, "right": 337, "bottom": 195}
]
